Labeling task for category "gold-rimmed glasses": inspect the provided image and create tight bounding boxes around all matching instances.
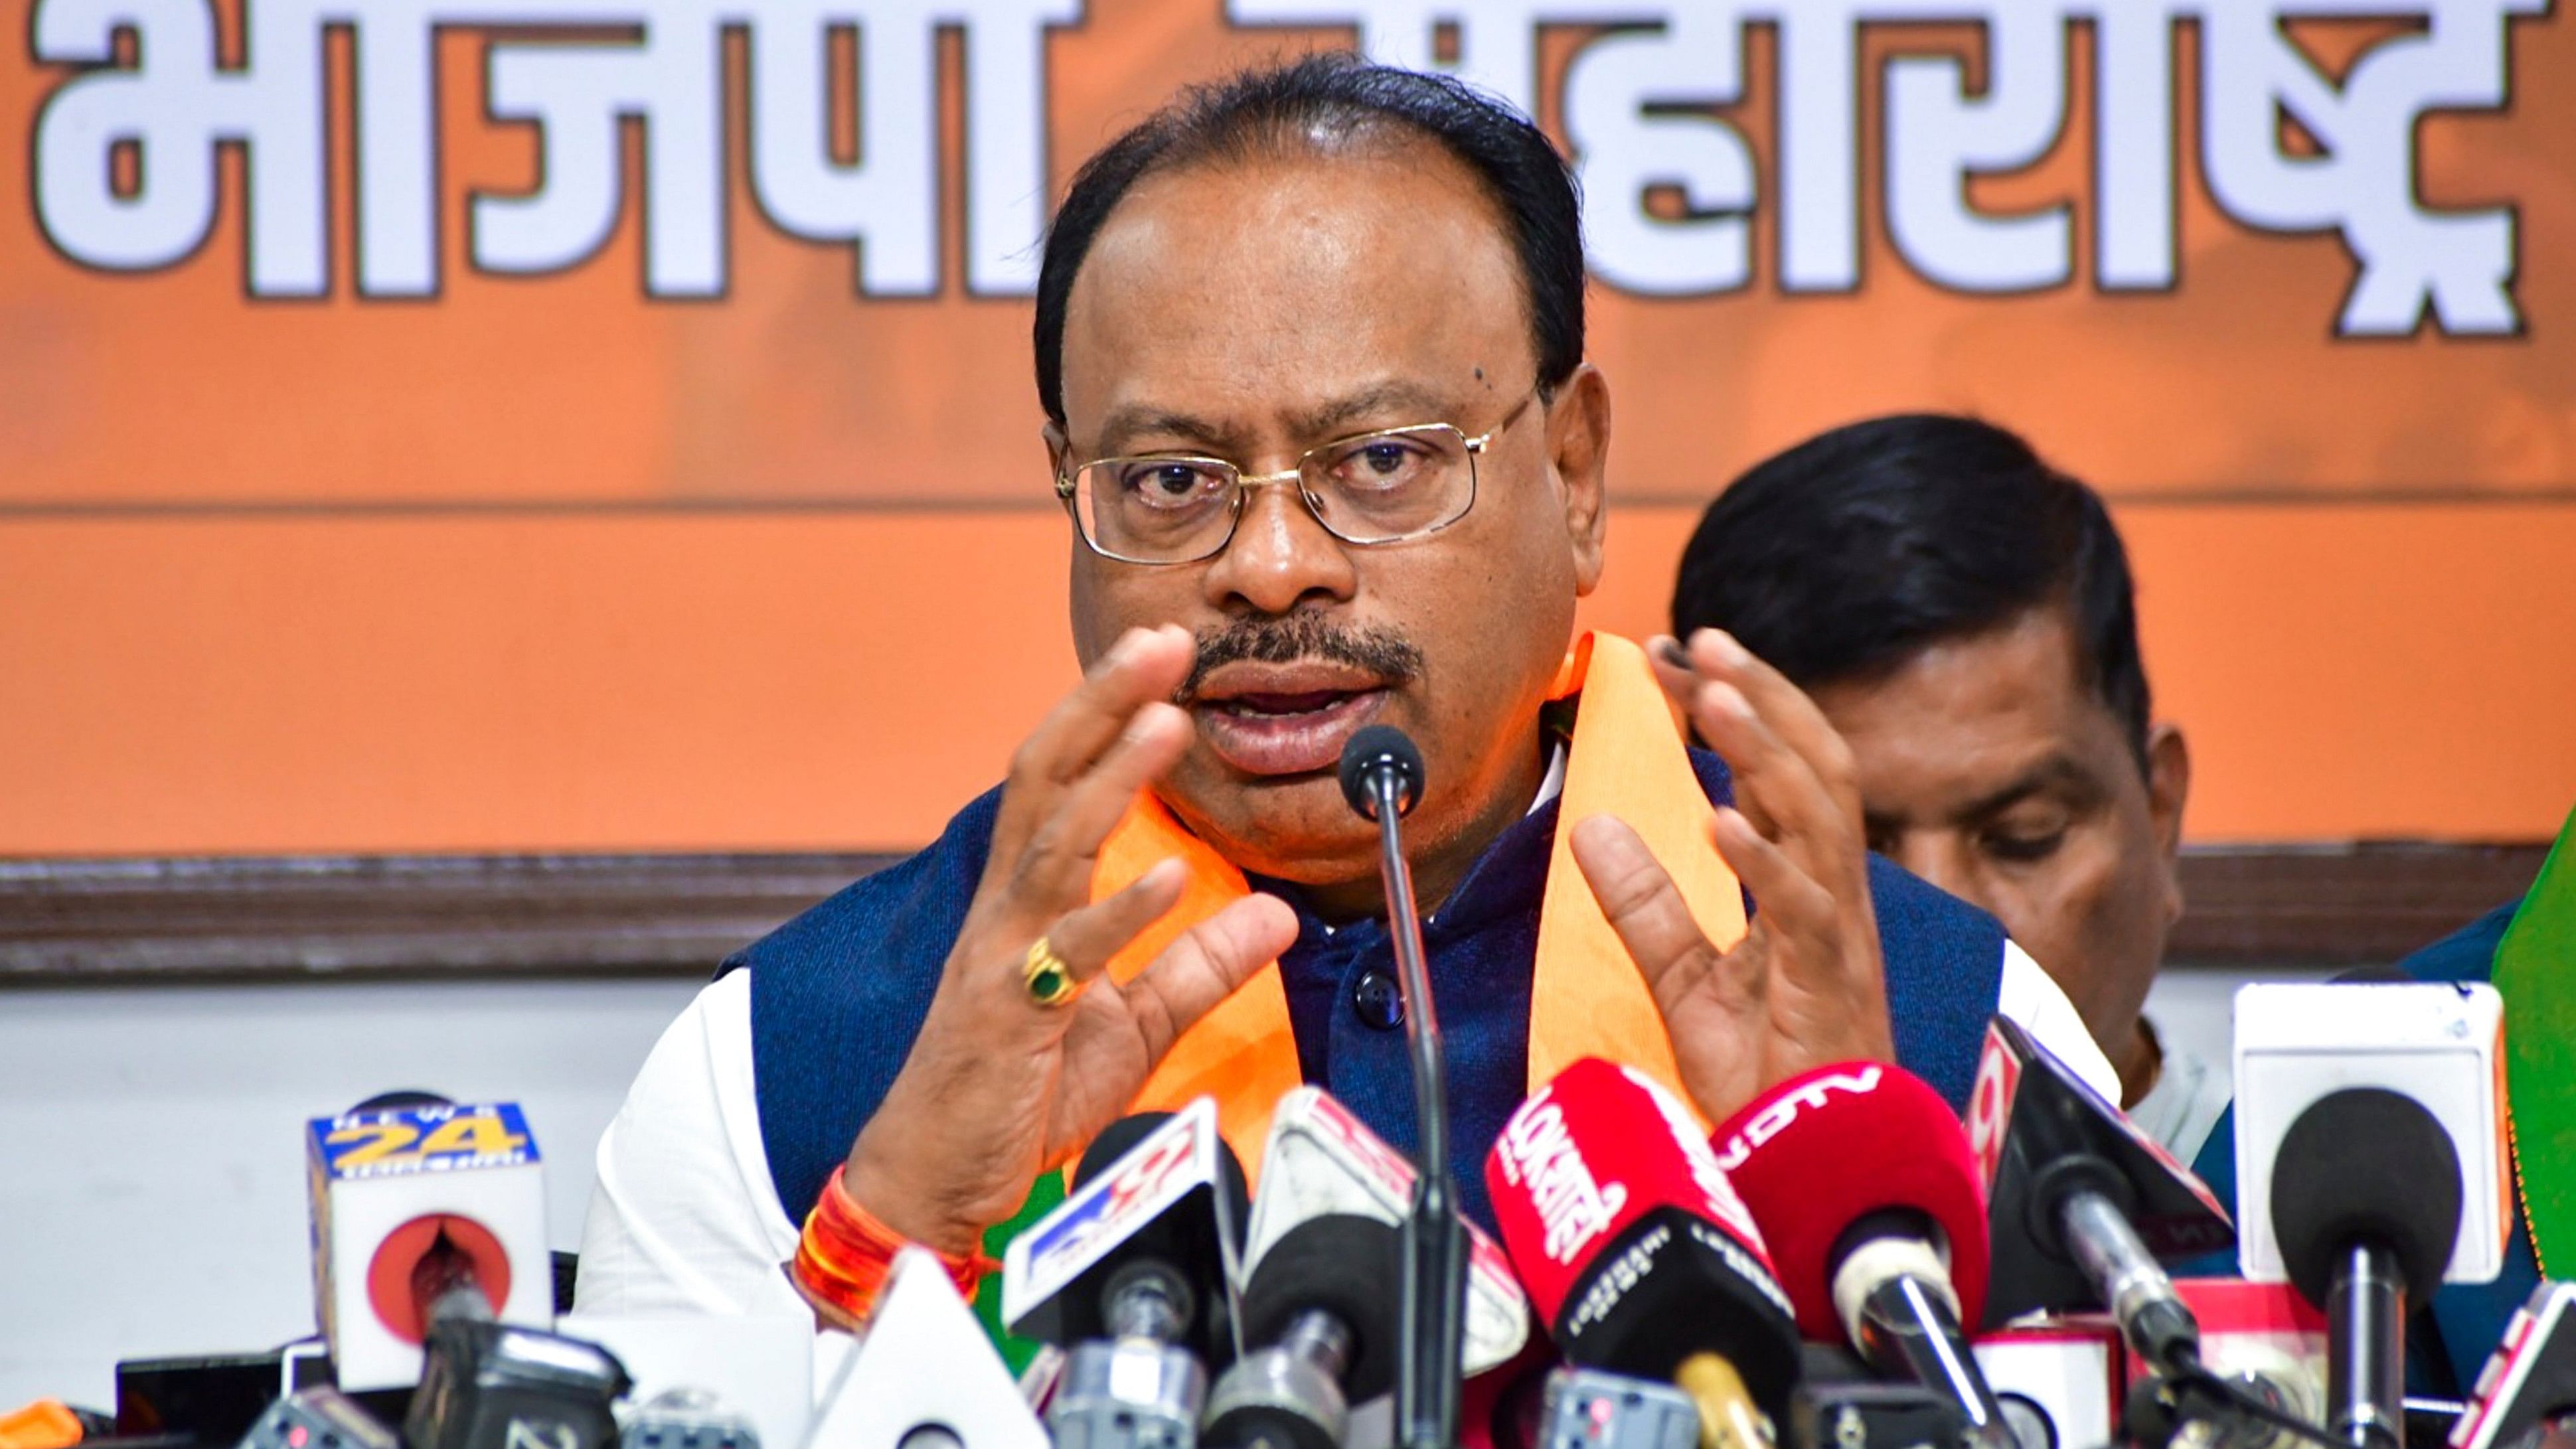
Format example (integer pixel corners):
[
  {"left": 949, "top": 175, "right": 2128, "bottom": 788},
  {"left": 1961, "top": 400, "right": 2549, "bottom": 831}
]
[{"left": 1055, "top": 391, "right": 1541, "bottom": 565}]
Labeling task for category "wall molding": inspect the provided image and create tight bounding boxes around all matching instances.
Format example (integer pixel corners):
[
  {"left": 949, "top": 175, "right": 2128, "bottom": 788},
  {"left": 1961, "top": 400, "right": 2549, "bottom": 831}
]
[
  {"left": 0, "top": 842, "right": 2546, "bottom": 985},
  {"left": 0, "top": 852, "right": 901, "bottom": 984}
]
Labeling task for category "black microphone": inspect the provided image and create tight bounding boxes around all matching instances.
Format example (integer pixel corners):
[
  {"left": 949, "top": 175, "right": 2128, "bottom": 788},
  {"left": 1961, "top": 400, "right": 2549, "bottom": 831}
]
[
  {"left": 1336, "top": 723, "right": 1465, "bottom": 1449},
  {"left": 1203, "top": 1213, "right": 1402, "bottom": 1449},
  {"left": 2270, "top": 1089, "right": 2466, "bottom": 1449},
  {"left": 1972, "top": 1016, "right": 2231, "bottom": 1373}
]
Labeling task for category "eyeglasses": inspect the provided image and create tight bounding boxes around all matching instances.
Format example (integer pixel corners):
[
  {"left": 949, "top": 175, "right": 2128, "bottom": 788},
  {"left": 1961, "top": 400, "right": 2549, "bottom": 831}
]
[{"left": 1055, "top": 391, "right": 1542, "bottom": 565}]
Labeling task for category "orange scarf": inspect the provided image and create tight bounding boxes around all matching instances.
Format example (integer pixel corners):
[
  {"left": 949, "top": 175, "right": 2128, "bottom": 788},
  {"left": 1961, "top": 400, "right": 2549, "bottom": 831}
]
[{"left": 1091, "top": 632, "right": 1747, "bottom": 1173}]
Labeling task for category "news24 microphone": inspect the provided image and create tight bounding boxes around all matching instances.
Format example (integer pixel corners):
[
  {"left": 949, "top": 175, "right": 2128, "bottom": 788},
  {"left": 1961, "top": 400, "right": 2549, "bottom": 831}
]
[
  {"left": 1202, "top": 1213, "right": 1402, "bottom": 1449},
  {"left": 368, "top": 1103, "right": 629, "bottom": 1449},
  {"left": 1487, "top": 1057, "right": 1803, "bottom": 1449},
  {"left": 2235, "top": 982, "right": 2509, "bottom": 1449},
  {"left": 305, "top": 1097, "right": 552, "bottom": 1391},
  {"left": 1003, "top": 1099, "right": 1248, "bottom": 1449},
  {"left": 1240, "top": 1086, "right": 1532, "bottom": 1376},
  {"left": 1967, "top": 1016, "right": 2231, "bottom": 1373},
  {"left": 1711, "top": 1062, "right": 2013, "bottom": 1449},
  {"left": 1339, "top": 724, "right": 1469, "bottom": 1449}
]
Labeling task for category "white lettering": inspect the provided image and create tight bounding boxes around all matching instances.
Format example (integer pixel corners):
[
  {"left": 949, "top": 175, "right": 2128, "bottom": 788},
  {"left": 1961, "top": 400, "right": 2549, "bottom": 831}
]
[
  {"left": 1496, "top": 1099, "right": 1633, "bottom": 1265},
  {"left": 2200, "top": 0, "right": 2542, "bottom": 335},
  {"left": 1883, "top": 0, "right": 2073, "bottom": 291},
  {"left": 25, "top": 0, "right": 2541, "bottom": 331},
  {"left": 1712, "top": 1065, "right": 1884, "bottom": 1171},
  {"left": 31, "top": 0, "right": 1073, "bottom": 298}
]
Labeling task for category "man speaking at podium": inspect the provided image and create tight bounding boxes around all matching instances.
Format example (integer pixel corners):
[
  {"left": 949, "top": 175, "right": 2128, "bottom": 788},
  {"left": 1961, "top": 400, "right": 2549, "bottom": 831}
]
[{"left": 574, "top": 55, "right": 2116, "bottom": 1329}]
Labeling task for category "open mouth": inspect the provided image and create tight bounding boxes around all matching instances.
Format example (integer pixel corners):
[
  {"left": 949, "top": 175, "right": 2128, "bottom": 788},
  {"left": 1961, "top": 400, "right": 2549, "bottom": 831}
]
[{"left": 1190, "top": 674, "right": 1394, "bottom": 777}]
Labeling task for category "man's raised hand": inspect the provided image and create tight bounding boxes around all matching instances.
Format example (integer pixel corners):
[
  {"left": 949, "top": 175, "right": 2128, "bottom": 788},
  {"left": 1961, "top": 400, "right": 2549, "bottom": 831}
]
[
  {"left": 1570, "top": 628, "right": 1894, "bottom": 1126},
  {"left": 844, "top": 624, "right": 1297, "bottom": 1255}
]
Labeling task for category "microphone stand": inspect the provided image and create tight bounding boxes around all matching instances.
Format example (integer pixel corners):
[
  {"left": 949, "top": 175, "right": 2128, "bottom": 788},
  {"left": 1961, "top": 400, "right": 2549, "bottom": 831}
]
[
  {"left": 2326, "top": 1241, "right": 2407, "bottom": 1449},
  {"left": 1364, "top": 757, "right": 1467, "bottom": 1449}
]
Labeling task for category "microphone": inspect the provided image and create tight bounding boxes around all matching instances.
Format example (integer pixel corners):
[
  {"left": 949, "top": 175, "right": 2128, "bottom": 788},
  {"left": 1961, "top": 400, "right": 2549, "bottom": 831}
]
[
  {"left": 1712, "top": 1062, "right": 2013, "bottom": 1449},
  {"left": 2233, "top": 982, "right": 2510, "bottom": 1449},
  {"left": 1001, "top": 1100, "right": 1248, "bottom": 1449},
  {"left": 1337, "top": 724, "right": 1467, "bottom": 1449},
  {"left": 1485, "top": 1057, "right": 1802, "bottom": 1449},
  {"left": 1240, "top": 1085, "right": 1532, "bottom": 1377},
  {"left": 2451, "top": 1281, "right": 2576, "bottom": 1449},
  {"left": 404, "top": 1318, "right": 628, "bottom": 1449},
  {"left": 306, "top": 1096, "right": 552, "bottom": 1391},
  {"left": 237, "top": 1389, "right": 400, "bottom": 1449},
  {"left": 805, "top": 1247, "right": 1049, "bottom": 1449},
  {"left": 1527, "top": 1367, "right": 1706, "bottom": 1449},
  {"left": 1202, "top": 1213, "right": 1402, "bottom": 1449},
  {"left": 2270, "top": 1090, "right": 2465, "bottom": 1449},
  {"left": 1967, "top": 1016, "right": 2229, "bottom": 1373}
]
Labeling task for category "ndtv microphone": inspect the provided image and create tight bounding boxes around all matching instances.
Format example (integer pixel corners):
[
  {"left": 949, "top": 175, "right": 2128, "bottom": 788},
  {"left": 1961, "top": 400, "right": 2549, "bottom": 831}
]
[
  {"left": 1486, "top": 1057, "right": 1801, "bottom": 1449},
  {"left": 1712, "top": 1062, "right": 2012, "bottom": 1449}
]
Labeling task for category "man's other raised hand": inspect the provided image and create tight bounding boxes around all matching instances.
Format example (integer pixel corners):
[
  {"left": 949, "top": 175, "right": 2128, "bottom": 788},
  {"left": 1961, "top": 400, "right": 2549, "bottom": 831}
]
[{"left": 1570, "top": 628, "right": 1897, "bottom": 1126}]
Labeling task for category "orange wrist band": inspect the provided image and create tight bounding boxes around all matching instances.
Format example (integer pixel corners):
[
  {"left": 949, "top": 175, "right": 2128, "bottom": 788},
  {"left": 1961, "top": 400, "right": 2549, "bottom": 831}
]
[{"left": 791, "top": 1166, "right": 996, "bottom": 1326}]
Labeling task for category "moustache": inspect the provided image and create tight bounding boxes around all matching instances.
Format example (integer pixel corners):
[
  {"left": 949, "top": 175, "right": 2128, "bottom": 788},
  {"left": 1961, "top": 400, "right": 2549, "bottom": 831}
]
[{"left": 1176, "top": 615, "right": 1425, "bottom": 702}]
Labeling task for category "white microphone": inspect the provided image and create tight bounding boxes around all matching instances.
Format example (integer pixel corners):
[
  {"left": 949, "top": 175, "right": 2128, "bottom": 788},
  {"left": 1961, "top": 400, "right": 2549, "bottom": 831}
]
[
  {"left": 2236, "top": 982, "right": 2510, "bottom": 1449},
  {"left": 1241, "top": 1085, "right": 1532, "bottom": 1377},
  {"left": 305, "top": 1098, "right": 552, "bottom": 1391},
  {"left": 805, "top": 1248, "right": 1047, "bottom": 1449}
]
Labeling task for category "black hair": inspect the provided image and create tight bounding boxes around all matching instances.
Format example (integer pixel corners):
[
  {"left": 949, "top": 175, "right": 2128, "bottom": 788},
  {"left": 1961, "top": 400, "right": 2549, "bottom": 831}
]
[
  {"left": 1670, "top": 414, "right": 2152, "bottom": 771},
  {"left": 1032, "top": 51, "right": 1584, "bottom": 426}
]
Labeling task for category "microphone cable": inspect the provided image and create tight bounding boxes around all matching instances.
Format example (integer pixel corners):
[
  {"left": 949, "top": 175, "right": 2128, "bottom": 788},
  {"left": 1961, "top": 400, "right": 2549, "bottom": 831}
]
[{"left": 2130, "top": 1341, "right": 2348, "bottom": 1449}]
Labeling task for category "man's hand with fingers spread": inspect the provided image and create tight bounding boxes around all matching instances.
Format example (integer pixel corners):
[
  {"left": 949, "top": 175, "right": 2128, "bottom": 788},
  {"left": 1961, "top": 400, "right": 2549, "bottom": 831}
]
[
  {"left": 1571, "top": 627, "right": 1894, "bottom": 1126},
  {"left": 844, "top": 624, "right": 1299, "bottom": 1256}
]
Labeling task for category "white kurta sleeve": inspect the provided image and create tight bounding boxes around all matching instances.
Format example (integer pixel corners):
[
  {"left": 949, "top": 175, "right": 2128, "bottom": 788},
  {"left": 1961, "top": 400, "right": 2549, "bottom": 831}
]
[
  {"left": 1991, "top": 939, "right": 2126, "bottom": 1106},
  {"left": 574, "top": 970, "right": 808, "bottom": 1317}
]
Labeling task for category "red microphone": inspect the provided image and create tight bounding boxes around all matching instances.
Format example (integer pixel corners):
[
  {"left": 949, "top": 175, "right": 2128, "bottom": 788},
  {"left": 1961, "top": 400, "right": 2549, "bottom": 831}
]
[
  {"left": 1485, "top": 1058, "right": 1800, "bottom": 1448},
  {"left": 1713, "top": 1061, "right": 2012, "bottom": 1449}
]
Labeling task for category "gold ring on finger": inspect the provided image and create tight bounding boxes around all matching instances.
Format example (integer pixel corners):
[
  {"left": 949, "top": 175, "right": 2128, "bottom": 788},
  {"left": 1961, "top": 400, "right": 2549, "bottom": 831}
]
[{"left": 1022, "top": 937, "right": 1082, "bottom": 1008}]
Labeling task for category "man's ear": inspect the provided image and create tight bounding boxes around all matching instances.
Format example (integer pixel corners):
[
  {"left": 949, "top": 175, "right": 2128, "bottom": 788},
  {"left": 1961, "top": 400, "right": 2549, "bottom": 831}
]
[
  {"left": 1548, "top": 363, "right": 1613, "bottom": 595},
  {"left": 2145, "top": 722, "right": 2192, "bottom": 921},
  {"left": 1042, "top": 419, "right": 1072, "bottom": 482}
]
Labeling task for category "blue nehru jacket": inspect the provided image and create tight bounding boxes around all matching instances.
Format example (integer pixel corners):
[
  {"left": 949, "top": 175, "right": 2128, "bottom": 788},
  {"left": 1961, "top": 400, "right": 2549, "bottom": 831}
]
[
  {"left": 2184, "top": 901, "right": 2534, "bottom": 1395},
  {"left": 734, "top": 747, "right": 2009, "bottom": 1233}
]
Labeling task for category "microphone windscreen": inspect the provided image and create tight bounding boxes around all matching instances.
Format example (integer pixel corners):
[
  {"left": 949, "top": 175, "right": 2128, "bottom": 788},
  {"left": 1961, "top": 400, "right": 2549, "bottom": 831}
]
[
  {"left": 1338, "top": 724, "right": 1424, "bottom": 820},
  {"left": 1077, "top": 1112, "right": 1169, "bottom": 1184},
  {"left": 1238, "top": 1213, "right": 1402, "bottom": 1402},
  {"left": 1485, "top": 1058, "right": 1799, "bottom": 1411},
  {"left": 1078, "top": 1111, "right": 1251, "bottom": 1223},
  {"left": 1713, "top": 1061, "right": 1990, "bottom": 1340},
  {"left": 2269, "top": 1087, "right": 2463, "bottom": 1304}
]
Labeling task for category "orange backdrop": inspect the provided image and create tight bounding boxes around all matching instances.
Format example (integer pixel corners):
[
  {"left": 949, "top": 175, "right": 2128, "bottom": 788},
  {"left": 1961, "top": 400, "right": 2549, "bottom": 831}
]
[{"left": 3, "top": 1, "right": 2571, "bottom": 855}]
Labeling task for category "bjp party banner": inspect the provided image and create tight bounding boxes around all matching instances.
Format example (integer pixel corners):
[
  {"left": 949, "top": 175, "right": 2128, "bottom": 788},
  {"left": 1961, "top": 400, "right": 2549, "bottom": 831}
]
[{"left": 3, "top": 1, "right": 2571, "bottom": 857}]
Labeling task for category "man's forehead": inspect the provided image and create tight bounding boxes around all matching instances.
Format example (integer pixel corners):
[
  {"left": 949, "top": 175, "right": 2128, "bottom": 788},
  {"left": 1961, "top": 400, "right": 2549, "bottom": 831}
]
[
  {"left": 1056, "top": 143, "right": 1532, "bottom": 444},
  {"left": 1822, "top": 613, "right": 2135, "bottom": 808}
]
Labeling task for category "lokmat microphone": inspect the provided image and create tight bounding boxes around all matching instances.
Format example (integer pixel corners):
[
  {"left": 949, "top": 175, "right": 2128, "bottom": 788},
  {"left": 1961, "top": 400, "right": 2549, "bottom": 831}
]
[
  {"left": 1712, "top": 1061, "right": 2012, "bottom": 1449},
  {"left": 1486, "top": 1057, "right": 1801, "bottom": 1449},
  {"left": 1338, "top": 723, "right": 1469, "bottom": 1449}
]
